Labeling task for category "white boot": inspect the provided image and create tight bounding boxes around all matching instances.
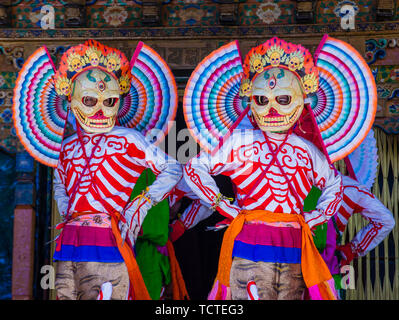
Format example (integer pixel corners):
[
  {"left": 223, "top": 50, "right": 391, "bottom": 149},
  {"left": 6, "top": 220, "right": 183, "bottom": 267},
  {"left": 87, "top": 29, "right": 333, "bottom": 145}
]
[
  {"left": 247, "top": 280, "right": 259, "bottom": 300},
  {"left": 97, "top": 282, "right": 113, "bottom": 300}
]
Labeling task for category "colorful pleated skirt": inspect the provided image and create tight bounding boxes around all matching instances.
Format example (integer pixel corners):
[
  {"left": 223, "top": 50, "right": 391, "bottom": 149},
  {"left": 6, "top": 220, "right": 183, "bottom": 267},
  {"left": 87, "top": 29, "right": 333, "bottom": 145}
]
[
  {"left": 53, "top": 213, "right": 124, "bottom": 263},
  {"left": 232, "top": 220, "right": 302, "bottom": 264}
]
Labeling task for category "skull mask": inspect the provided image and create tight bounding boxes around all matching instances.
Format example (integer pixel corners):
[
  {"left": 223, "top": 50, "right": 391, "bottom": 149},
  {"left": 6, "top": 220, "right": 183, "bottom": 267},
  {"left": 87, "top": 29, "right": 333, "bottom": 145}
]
[
  {"left": 250, "top": 67, "right": 304, "bottom": 132},
  {"left": 70, "top": 69, "right": 120, "bottom": 133},
  {"left": 253, "top": 58, "right": 263, "bottom": 73}
]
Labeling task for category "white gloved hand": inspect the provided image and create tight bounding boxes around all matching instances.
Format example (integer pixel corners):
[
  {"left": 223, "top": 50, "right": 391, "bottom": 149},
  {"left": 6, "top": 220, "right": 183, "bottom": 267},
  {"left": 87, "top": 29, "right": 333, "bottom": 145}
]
[{"left": 119, "top": 193, "right": 152, "bottom": 246}]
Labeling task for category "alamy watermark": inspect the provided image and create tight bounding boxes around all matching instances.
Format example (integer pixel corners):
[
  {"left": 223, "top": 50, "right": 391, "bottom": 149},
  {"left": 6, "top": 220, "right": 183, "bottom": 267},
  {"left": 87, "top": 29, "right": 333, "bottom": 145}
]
[
  {"left": 40, "top": 265, "right": 55, "bottom": 290},
  {"left": 40, "top": 5, "right": 55, "bottom": 30},
  {"left": 340, "top": 264, "right": 356, "bottom": 290}
]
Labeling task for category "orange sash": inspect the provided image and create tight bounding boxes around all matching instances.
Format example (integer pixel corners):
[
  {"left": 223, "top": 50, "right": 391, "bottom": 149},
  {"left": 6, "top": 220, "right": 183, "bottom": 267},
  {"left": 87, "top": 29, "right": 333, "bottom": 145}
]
[{"left": 210, "top": 210, "right": 337, "bottom": 300}]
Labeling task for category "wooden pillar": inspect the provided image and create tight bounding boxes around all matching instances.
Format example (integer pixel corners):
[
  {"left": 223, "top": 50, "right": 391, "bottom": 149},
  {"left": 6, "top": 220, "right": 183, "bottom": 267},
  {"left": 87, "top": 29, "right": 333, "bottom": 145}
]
[{"left": 11, "top": 152, "right": 36, "bottom": 300}]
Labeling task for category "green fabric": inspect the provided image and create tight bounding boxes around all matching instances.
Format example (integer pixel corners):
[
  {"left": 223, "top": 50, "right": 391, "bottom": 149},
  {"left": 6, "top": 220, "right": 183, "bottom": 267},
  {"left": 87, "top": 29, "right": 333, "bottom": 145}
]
[
  {"left": 333, "top": 273, "right": 342, "bottom": 290},
  {"left": 135, "top": 239, "right": 171, "bottom": 300},
  {"left": 303, "top": 186, "right": 327, "bottom": 253},
  {"left": 132, "top": 169, "right": 171, "bottom": 300}
]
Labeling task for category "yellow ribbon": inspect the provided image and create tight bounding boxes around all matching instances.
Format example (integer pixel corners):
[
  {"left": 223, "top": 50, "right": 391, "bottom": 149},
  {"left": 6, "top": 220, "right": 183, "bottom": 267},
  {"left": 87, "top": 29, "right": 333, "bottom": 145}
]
[{"left": 211, "top": 193, "right": 234, "bottom": 210}]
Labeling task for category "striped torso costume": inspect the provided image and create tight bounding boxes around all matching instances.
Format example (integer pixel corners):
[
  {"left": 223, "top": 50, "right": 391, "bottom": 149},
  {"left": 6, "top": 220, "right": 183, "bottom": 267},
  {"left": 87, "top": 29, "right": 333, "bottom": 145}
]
[
  {"left": 53, "top": 126, "right": 182, "bottom": 262},
  {"left": 184, "top": 129, "right": 343, "bottom": 265}
]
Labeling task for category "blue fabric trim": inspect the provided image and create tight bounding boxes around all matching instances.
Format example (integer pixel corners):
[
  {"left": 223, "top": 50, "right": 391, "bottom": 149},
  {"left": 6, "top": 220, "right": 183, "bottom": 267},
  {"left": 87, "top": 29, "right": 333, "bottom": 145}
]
[
  {"left": 53, "top": 245, "right": 124, "bottom": 263},
  {"left": 232, "top": 240, "right": 301, "bottom": 264}
]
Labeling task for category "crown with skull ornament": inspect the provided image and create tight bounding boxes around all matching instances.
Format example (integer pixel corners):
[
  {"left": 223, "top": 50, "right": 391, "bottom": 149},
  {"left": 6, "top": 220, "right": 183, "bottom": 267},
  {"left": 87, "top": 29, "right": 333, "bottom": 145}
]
[
  {"left": 240, "top": 37, "right": 319, "bottom": 100},
  {"left": 54, "top": 40, "right": 132, "bottom": 100}
]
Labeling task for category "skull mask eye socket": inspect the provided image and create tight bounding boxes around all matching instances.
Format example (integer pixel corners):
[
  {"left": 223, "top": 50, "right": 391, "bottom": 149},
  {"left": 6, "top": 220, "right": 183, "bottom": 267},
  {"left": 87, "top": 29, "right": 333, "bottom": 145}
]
[
  {"left": 253, "top": 95, "right": 269, "bottom": 106},
  {"left": 103, "top": 97, "right": 119, "bottom": 107},
  {"left": 82, "top": 96, "right": 98, "bottom": 107},
  {"left": 275, "top": 95, "right": 291, "bottom": 105}
]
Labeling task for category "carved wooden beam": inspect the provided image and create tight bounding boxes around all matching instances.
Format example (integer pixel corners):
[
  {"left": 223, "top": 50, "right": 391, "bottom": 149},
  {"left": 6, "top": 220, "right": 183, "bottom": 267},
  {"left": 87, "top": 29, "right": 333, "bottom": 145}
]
[
  {"left": 377, "top": 0, "right": 395, "bottom": 20},
  {"left": 141, "top": 0, "right": 162, "bottom": 26},
  {"left": 0, "top": 3, "right": 11, "bottom": 27},
  {"left": 218, "top": 2, "right": 238, "bottom": 26},
  {"left": 64, "top": 0, "right": 86, "bottom": 27}
]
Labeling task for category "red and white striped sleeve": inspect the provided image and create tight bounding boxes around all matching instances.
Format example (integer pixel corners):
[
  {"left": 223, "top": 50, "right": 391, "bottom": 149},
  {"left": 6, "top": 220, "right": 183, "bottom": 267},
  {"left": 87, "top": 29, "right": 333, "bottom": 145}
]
[
  {"left": 179, "top": 199, "right": 214, "bottom": 230},
  {"left": 342, "top": 176, "right": 395, "bottom": 256},
  {"left": 169, "top": 177, "right": 215, "bottom": 242},
  {"left": 183, "top": 131, "right": 244, "bottom": 219}
]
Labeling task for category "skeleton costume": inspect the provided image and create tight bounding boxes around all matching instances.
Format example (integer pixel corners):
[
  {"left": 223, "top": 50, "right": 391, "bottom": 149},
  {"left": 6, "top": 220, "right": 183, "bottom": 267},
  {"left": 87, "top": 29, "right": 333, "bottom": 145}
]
[
  {"left": 13, "top": 40, "right": 181, "bottom": 300},
  {"left": 182, "top": 36, "right": 377, "bottom": 300}
]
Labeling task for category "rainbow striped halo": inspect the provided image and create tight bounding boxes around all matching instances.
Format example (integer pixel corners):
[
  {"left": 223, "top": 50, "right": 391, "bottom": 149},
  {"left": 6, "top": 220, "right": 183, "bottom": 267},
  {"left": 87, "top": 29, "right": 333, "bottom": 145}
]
[
  {"left": 183, "top": 41, "right": 245, "bottom": 153},
  {"left": 13, "top": 47, "right": 68, "bottom": 167},
  {"left": 119, "top": 42, "right": 178, "bottom": 145},
  {"left": 312, "top": 35, "right": 377, "bottom": 163},
  {"left": 184, "top": 37, "right": 377, "bottom": 163}
]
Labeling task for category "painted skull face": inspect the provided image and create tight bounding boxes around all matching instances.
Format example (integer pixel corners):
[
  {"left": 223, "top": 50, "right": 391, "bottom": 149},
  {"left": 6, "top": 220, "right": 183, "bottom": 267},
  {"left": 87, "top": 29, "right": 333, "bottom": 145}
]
[
  {"left": 89, "top": 53, "right": 100, "bottom": 66},
  {"left": 70, "top": 69, "right": 120, "bottom": 133},
  {"left": 60, "top": 81, "right": 71, "bottom": 96},
  {"left": 71, "top": 58, "right": 82, "bottom": 72},
  {"left": 250, "top": 68, "right": 304, "bottom": 132},
  {"left": 107, "top": 58, "right": 118, "bottom": 72},
  {"left": 269, "top": 52, "right": 281, "bottom": 67},
  {"left": 253, "top": 58, "right": 264, "bottom": 73},
  {"left": 240, "top": 80, "right": 252, "bottom": 97},
  {"left": 288, "top": 57, "right": 300, "bottom": 71},
  {"left": 119, "top": 79, "right": 129, "bottom": 95}
]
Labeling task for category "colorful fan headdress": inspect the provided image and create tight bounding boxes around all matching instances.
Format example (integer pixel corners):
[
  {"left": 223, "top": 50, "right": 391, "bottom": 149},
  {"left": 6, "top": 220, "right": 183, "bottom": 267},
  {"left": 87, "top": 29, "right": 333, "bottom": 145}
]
[
  {"left": 311, "top": 35, "right": 377, "bottom": 163},
  {"left": 183, "top": 36, "right": 377, "bottom": 164},
  {"left": 13, "top": 40, "right": 178, "bottom": 167},
  {"left": 13, "top": 47, "right": 68, "bottom": 167},
  {"left": 119, "top": 42, "right": 178, "bottom": 144},
  {"left": 183, "top": 41, "right": 248, "bottom": 154}
]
